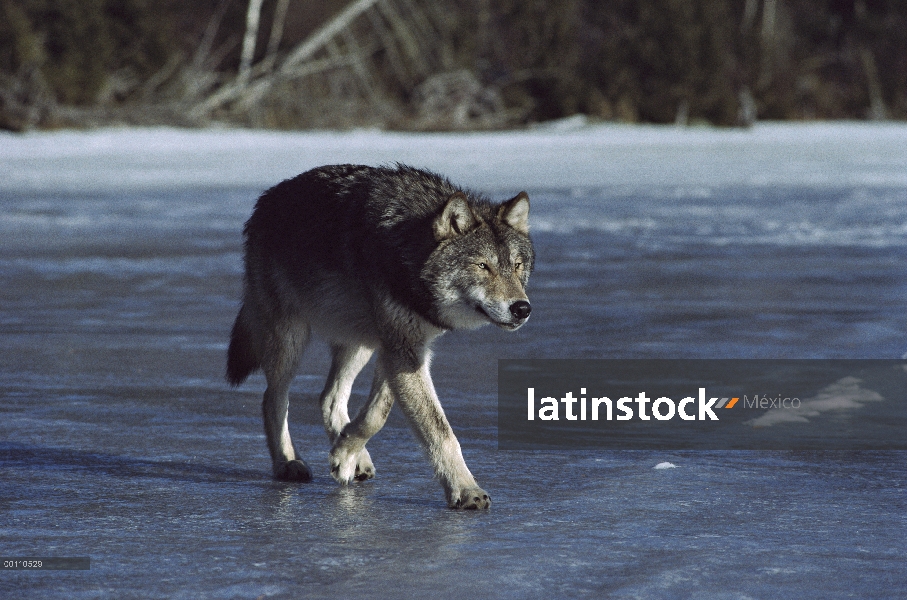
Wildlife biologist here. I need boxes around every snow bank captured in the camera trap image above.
[1,121,906,193]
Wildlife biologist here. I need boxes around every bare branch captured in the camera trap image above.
[266,0,291,58]
[282,0,380,70]
[375,0,430,77]
[192,0,233,72]
[239,0,265,85]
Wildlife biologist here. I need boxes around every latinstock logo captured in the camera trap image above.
[526,388,741,422]
[499,359,906,451]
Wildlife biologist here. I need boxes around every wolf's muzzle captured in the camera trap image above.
[509,300,531,320]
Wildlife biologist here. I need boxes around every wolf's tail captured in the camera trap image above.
[226,304,260,386]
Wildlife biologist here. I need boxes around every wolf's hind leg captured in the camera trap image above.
[320,345,376,480]
[262,322,312,481]
[329,360,394,484]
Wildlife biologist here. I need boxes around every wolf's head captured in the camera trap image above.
[424,191,534,331]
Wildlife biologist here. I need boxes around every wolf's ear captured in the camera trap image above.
[434,192,478,241]
[499,192,530,235]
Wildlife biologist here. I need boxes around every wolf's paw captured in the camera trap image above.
[329,445,360,484]
[273,459,313,482]
[354,447,375,481]
[449,487,491,510]
[330,440,375,484]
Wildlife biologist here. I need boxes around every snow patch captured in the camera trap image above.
[2,122,906,194]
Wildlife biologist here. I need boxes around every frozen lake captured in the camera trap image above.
[1,123,906,597]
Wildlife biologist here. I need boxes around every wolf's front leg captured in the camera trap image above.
[320,344,376,481]
[382,352,491,509]
[329,362,394,484]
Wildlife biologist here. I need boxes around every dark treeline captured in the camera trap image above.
[1,0,905,131]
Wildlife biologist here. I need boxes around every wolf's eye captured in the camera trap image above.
[477,262,489,270]
[514,262,522,270]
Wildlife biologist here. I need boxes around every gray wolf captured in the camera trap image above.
[226,164,534,509]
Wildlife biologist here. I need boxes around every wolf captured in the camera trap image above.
[226,164,533,509]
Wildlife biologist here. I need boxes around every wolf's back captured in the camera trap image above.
[226,166,373,386]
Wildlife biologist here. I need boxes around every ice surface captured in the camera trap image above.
[1,123,906,598]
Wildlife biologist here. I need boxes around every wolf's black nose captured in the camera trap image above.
[509,300,531,320]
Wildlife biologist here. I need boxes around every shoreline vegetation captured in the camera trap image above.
[1,0,905,132]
